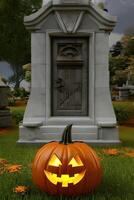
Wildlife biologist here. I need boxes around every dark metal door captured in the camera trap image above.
[51,37,88,116]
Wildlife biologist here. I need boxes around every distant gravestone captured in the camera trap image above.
[19,0,120,144]
[0,75,12,127]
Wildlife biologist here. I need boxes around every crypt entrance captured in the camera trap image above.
[51,37,88,116]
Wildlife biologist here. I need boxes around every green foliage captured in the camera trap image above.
[110,41,123,57]
[109,34,134,88]
[109,56,128,74]
[124,38,134,56]
[11,109,24,124]
[109,56,128,86]
[0,0,42,88]
[12,88,29,98]
[25,70,31,82]
[0,0,29,64]
[113,103,134,124]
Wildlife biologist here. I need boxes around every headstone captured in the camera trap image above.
[0,75,12,127]
[116,85,134,100]
[19,0,120,144]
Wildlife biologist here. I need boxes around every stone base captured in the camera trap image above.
[18,124,120,145]
[0,109,12,127]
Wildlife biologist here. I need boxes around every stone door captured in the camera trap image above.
[51,37,88,116]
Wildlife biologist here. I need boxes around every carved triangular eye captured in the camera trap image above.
[68,155,84,167]
[48,154,62,167]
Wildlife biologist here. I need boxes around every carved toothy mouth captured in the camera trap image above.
[44,170,86,187]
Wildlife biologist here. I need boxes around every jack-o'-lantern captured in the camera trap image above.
[32,124,102,196]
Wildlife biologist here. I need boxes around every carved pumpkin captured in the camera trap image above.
[32,125,102,196]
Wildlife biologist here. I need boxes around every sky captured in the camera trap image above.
[105,0,134,33]
[93,0,134,46]
[0,0,134,81]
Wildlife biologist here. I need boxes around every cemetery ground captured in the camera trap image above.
[0,102,134,200]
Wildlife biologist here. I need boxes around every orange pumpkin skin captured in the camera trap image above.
[32,125,102,196]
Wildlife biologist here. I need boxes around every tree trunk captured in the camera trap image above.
[11,64,24,88]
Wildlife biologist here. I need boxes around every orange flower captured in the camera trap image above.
[103,148,119,156]
[0,159,8,165]
[125,152,134,158]
[6,165,22,173]
[13,185,29,194]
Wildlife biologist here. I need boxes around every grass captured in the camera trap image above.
[10,106,25,113]
[0,125,134,200]
[0,101,134,199]
[10,105,25,124]
[119,126,134,147]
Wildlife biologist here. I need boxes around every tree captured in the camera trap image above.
[109,30,134,87]
[110,41,123,57]
[124,38,134,56]
[112,70,127,87]
[109,55,128,86]
[0,0,42,88]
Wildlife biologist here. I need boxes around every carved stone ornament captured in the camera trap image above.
[55,11,84,33]
[59,45,80,58]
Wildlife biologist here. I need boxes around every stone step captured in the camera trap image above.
[19,125,98,142]
[19,125,121,145]
[40,125,97,132]
[39,132,97,141]
[18,139,120,145]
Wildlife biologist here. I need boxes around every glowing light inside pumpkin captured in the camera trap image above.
[68,155,84,167]
[48,154,62,167]
[44,154,85,187]
[44,170,86,187]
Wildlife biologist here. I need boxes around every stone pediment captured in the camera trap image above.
[24,1,116,32]
[55,11,84,33]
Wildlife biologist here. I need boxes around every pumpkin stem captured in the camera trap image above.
[61,124,73,144]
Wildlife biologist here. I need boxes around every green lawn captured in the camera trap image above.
[10,105,25,113]
[0,125,134,200]
[113,101,134,108]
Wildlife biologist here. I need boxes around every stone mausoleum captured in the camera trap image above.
[19,0,120,144]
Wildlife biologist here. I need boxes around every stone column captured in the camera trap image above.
[23,32,46,126]
[95,32,119,141]
[95,32,115,123]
